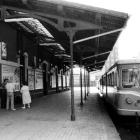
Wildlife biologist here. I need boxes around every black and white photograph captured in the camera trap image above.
[0,0,139,140]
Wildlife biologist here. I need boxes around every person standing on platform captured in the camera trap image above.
[5,80,16,111]
[20,82,31,109]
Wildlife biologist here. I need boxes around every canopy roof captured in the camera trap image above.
[0,0,129,71]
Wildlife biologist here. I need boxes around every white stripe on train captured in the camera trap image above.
[117,91,140,97]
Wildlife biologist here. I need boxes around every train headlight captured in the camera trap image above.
[126,97,133,104]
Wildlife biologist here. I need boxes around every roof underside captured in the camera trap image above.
[0,0,129,72]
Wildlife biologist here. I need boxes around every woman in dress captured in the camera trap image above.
[20,82,31,109]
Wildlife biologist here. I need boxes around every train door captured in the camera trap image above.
[114,68,119,107]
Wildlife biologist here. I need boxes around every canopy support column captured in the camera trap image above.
[84,68,86,100]
[55,66,59,93]
[80,54,83,105]
[87,71,90,96]
[67,31,75,121]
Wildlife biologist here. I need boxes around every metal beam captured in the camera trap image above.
[83,51,111,60]
[94,66,103,69]
[74,28,124,44]
[2,6,102,32]
[90,65,103,70]
[87,60,105,67]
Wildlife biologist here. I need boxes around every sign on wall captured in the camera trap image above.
[2,65,20,91]
[35,71,43,89]
[28,70,35,90]
[0,42,7,60]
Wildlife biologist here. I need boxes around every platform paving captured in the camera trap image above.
[0,87,120,140]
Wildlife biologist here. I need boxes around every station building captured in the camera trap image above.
[0,20,70,100]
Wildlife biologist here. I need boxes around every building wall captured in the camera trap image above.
[0,22,44,101]
[0,20,70,103]
[0,21,17,63]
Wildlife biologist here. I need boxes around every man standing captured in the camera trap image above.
[5,80,16,110]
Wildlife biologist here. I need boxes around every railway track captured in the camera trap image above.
[129,125,140,140]
[101,97,140,140]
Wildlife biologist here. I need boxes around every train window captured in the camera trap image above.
[108,74,110,86]
[108,75,110,86]
[110,74,112,86]
[103,77,106,85]
[122,68,140,88]
[114,72,117,86]
[109,74,111,86]
[103,77,104,85]
[112,72,114,86]
[107,76,109,85]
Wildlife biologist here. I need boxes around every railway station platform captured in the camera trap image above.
[0,87,120,140]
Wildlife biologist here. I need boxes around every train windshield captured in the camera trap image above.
[122,68,140,88]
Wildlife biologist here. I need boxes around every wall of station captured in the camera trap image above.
[0,21,70,103]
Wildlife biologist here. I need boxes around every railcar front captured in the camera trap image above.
[114,59,140,116]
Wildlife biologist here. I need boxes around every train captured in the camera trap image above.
[99,58,140,116]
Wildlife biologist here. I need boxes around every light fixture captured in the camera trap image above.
[55,54,70,57]
[40,43,65,51]
[4,18,33,22]
[63,60,75,63]
[39,43,58,46]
